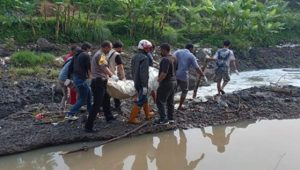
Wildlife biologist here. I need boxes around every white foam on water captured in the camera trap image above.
[176,68,300,102]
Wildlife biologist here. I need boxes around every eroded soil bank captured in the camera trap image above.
[0,85,299,156]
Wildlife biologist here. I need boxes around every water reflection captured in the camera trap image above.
[201,127,235,153]
[61,130,204,170]
[0,152,58,170]
[2,119,300,170]
[60,133,156,170]
[200,120,256,153]
[154,130,204,170]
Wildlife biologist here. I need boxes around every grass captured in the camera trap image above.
[8,50,60,79]
[9,66,60,79]
[10,51,55,67]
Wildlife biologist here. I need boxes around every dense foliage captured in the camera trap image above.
[0,0,299,48]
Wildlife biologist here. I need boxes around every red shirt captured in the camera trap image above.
[63,52,75,62]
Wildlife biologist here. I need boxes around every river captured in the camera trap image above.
[0,68,300,170]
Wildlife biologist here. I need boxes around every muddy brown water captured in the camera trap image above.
[1,119,300,170]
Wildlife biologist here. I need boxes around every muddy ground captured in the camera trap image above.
[0,85,300,156]
[0,75,55,118]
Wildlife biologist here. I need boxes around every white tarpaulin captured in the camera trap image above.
[107,67,159,99]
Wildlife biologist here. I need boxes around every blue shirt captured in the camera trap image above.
[58,59,72,81]
[173,49,199,81]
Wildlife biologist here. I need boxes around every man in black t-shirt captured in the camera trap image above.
[66,43,92,121]
[155,43,178,125]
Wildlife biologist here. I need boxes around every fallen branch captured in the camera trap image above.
[59,121,150,155]
[193,60,208,99]
[270,87,293,95]
[16,111,67,115]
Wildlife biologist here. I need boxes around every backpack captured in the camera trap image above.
[216,49,231,69]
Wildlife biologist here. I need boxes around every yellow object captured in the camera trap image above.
[128,105,141,124]
[143,102,155,120]
[98,54,108,65]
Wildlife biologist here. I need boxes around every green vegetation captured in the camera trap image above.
[9,66,60,79]
[9,51,59,79]
[0,0,300,48]
[11,51,55,67]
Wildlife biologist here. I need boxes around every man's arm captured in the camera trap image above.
[117,64,125,80]
[157,58,169,82]
[230,51,239,74]
[67,58,74,79]
[157,73,167,82]
[231,60,238,70]
[139,57,149,88]
[85,55,91,78]
[115,55,126,80]
[191,56,204,76]
[196,67,204,76]
[104,66,114,77]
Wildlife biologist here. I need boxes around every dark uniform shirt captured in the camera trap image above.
[159,54,177,83]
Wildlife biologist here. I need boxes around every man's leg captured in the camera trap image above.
[68,80,87,117]
[221,81,229,91]
[59,81,68,111]
[156,85,166,120]
[113,98,121,110]
[69,87,77,105]
[167,81,177,121]
[177,80,188,110]
[85,79,103,130]
[103,82,114,122]
[156,82,175,121]
[86,84,92,114]
[150,90,157,103]
[215,69,223,95]
[217,80,222,95]
[128,87,144,124]
[220,70,230,94]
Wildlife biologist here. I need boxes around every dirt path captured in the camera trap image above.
[0,85,299,156]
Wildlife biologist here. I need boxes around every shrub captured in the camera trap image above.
[105,20,129,36]
[161,26,179,45]
[11,51,55,67]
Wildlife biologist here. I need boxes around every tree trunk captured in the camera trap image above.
[55,5,61,41]
[44,0,47,22]
[30,16,36,37]
[93,5,101,26]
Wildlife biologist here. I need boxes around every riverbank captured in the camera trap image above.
[0,85,300,156]
[1,44,300,156]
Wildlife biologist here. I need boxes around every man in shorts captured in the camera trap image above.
[212,40,239,95]
[173,44,204,110]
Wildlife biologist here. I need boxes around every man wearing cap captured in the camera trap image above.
[173,44,204,110]
[128,40,155,124]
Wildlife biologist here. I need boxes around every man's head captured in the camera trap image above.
[113,41,124,53]
[160,43,171,57]
[223,40,231,48]
[70,45,79,53]
[81,42,92,52]
[185,43,194,53]
[138,40,152,53]
[101,40,112,54]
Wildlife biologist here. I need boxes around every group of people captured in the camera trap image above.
[58,39,238,132]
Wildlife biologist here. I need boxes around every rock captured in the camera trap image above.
[36,38,58,51]
[0,46,11,57]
